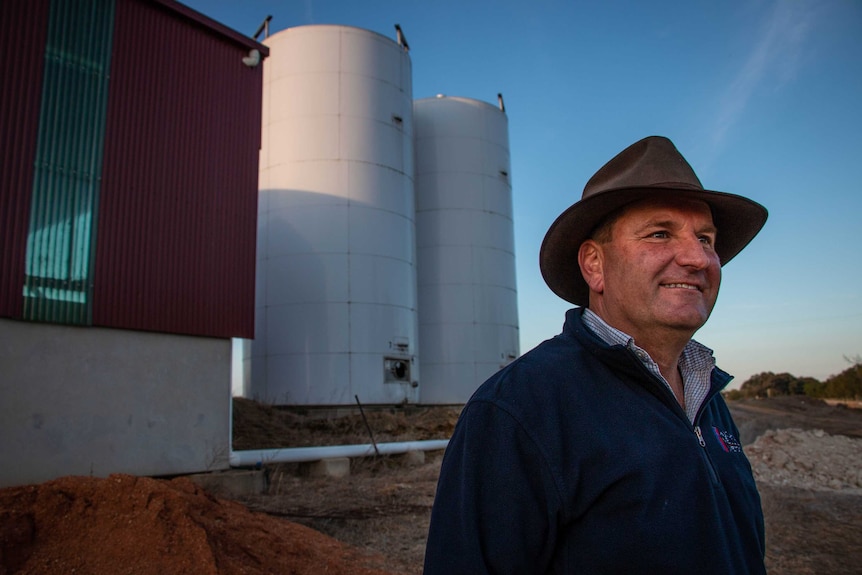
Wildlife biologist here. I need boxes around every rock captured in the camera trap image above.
[747,428,862,493]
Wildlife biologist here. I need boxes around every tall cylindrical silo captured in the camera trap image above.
[414,95,519,404]
[252,25,418,405]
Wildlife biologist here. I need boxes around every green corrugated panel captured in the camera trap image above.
[23,0,115,324]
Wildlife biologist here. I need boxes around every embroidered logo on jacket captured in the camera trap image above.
[712,427,743,453]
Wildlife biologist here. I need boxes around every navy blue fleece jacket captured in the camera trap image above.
[424,308,765,574]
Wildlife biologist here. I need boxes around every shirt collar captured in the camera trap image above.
[581,308,717,421]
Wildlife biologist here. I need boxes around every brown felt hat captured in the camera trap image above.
[540,136,768,306]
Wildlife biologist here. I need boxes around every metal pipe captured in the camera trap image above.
[253,15,272,40]
[355,395,380,456]
[229,439,449,468]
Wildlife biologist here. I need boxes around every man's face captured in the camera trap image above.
[580,197,721,342]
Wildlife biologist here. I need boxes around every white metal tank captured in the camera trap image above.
[252,25,418,405]
[414,95,519,404]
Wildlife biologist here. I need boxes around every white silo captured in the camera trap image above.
[414,95,519,404]
[252,25,418,405]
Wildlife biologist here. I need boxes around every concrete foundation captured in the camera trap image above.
[401,449,426,466]
[0,318,232,488]
[301,457,352,478]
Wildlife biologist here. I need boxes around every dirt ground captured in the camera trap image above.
[727,398,862,574]
[232,396,862,575]
[2,396,861,574]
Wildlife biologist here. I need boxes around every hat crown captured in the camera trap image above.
[583,136,704,199]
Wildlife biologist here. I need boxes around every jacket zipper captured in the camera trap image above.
[694,425,720,485]
[694,425,707,447]
[626,349,722,485]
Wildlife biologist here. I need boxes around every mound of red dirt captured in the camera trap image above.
[0,474,396,575]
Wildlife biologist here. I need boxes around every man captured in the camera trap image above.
[423,136,768,574]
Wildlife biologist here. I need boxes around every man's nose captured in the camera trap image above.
[675,234,711,269]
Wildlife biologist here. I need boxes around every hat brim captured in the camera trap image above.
[539,187,768,306]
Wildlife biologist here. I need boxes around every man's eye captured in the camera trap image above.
[699,236,714,246]
[649,231,669,239]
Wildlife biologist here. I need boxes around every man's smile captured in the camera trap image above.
[661,282,702,291]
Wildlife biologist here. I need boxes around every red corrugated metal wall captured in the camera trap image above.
[95,0,263,338]
[0,0,50,319]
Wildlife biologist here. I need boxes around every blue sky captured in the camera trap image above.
[186,0,862,387]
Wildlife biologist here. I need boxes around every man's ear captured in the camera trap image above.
[578,240,604,295]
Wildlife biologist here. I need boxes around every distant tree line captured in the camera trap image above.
[724,357,862,401]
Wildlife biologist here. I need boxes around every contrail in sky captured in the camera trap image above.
[710,1,815,153]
